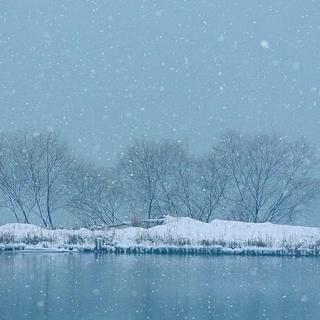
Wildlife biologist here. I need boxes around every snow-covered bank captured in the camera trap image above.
[1,217,320,256]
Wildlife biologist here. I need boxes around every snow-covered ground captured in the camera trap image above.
[1,216,320,255]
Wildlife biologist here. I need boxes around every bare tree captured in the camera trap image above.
[0,133,33,223]
[170,150,198,218]
[22,132,71,229]
[164,150,226,222]
[0,131,72,228]
[119,139,161,220]
[119,139,227,222]
[154,141,188,217]
[119,139,198,220]
[2,130,317,227]
[215,131,320,223]
[193,154,227,222]
[68,162,124,227]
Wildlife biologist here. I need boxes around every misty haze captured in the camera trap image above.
[0,1,320,320]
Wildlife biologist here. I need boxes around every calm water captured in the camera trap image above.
[0,253,320,320]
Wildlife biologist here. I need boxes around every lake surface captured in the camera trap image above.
[0,253,320,320]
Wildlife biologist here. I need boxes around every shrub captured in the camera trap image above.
[20,232,55,245]
[135,231,156,245]
[135,231,191,246]
[175,237,191,246]
[246,238,268,248]
[229,241,241,249]
[67,234,86,245]
[0,232,15,244]
[103,233,117,246]
[200,239,227,247]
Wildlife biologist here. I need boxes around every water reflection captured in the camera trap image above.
[0,253,319,320]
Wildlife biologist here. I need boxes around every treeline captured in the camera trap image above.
[0,130,319,229]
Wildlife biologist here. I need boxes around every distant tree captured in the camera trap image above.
[193,154,227,222]
[166,150,226,222]
[0,131,72,228]
[215,131,320,223]
[22,132,72,229]
[154,140,188,217]
[68,162,124,227]
[0,133,32,223]
[119,139,226,222]
[169,149,198,218]
[1,130,317,227]
[119,139,161,220]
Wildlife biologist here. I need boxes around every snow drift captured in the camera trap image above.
[1,217,320,255]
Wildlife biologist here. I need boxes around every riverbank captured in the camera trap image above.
[1,216,320,256]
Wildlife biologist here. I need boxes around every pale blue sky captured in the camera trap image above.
[1,0,320,227]
[0,1,319,165]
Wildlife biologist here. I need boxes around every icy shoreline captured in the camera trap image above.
[1,216,320,257]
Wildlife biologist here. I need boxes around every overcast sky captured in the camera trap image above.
[0,0,320,165]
